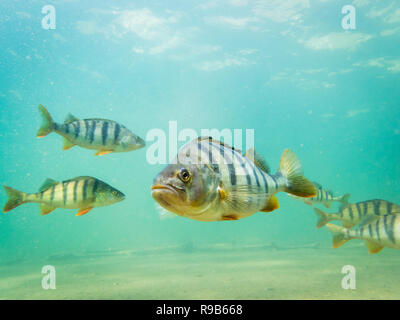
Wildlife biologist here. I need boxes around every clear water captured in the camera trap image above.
[1,0,399,299]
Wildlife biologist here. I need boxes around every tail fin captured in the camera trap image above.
[37,105,54,138]
[326,223,349,248]
[3,186,26,213]
[278,149,317,198]
[313,208,333,228]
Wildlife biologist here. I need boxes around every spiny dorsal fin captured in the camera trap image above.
[64,113,80,124]
[39,178,58,192]
[62,176,93,183]
[196,136,241,153]
[244,147,270,173]
[312,181,323,189]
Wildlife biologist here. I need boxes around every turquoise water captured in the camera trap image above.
[1,1,399,299]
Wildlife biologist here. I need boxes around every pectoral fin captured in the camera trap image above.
[324,202,331,208]
[94,150,113,156]
[40,204,56,216]
[76,208,92,216]
[260,195,279,213]
[62,137,76,150]
[365,240,384,254]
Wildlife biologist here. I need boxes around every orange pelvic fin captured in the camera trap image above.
[94,150,113,156]
[76,208,93,216]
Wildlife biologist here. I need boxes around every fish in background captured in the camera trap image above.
[289,181,350,208]
[326,213,400,254]
[3,176,125,216]
[151,137,317,222]
[314,199,400,228]
[37,105,145,156]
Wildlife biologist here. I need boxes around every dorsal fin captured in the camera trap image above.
[312,181,323,189]
[39,178,58,192]
[244,147,270,173]
[62,176,93,183]
[64,113,80,124]
[196,136,241,153]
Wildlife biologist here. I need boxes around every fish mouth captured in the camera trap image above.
[151,184,180,194]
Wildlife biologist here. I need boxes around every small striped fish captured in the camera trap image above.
[314,199,400,229]
[37,105,145,156]
[290,182,350,208]
[3,176,125,216]
[151,137,317,222]
[326,213,400,254]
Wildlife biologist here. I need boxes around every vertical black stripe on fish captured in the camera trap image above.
[375,220,381,242]
[348,205,354,221]
[64,123,69,134]
[363,201,368,217]
[114,123,121,144]
[50,185,56,203]
[84,120,90,140]
[92,179,99,201]
[213,143,236,186]
[73,180,78,203]
[387,202,393,214]
[243,156,260,187]
[373,200,380,215]
[82,179,89,201]
[356,203,362,220]
[62,182,68,205]
[232,150,251,186]
[368,223,373,238]
[74,121,80,139]
[255,166,268,194]
[384,215,395,244]
[208,139,219,173]
[101,121,109,146]
[360,224,364,237]
[270,175,278,190]
[40,191,44,200]
[89,120,95,144]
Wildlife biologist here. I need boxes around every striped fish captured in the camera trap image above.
[290,181,350,208]
[37,105,145,156]
[151,137,317,222]
[326,213,400,254]
[3,176,125,216]
[314,199,400,229]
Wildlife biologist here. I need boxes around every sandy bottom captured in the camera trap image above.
[1,244,399,299]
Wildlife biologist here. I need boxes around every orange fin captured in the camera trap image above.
[40,204,56,216]
[260,195,279,213]
[94,150,113,156]
[365,240,384,254]
[324,202,331,208]
[218,186,227,200]
[305,201,312,206]
[76,208,93,216]
[62,137,75,150]
[222,214,239,221]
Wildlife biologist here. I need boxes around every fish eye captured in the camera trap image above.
[179,168,191,183]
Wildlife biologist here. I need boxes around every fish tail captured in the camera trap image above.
[326,223,350,248]
[3,185,27,213]
[314,208,333,228]
[37,104,55,138]
[277,149,317,198]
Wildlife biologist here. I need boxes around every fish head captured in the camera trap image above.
[151,163,220,217]
[120,132,146,151]
[95,181,125,206]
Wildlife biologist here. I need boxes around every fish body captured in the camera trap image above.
[151,137,317,222]
[314,199,400,228]
[37,105,145,155]
[3,176,125,216]
[290,182,350,208]
[326,213,400,254]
